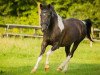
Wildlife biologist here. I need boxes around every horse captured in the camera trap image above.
[31,4,93,73]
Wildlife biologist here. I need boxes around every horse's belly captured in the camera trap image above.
[59,34,79,46]
[60,39,73,47]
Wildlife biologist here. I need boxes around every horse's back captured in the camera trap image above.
[64,18,86,35]
[61,18,86,46]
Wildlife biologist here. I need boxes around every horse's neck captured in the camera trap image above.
[43,14,61,39]
[49,14,58,31]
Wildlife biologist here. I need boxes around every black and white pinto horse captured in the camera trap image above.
[31,4,93,73]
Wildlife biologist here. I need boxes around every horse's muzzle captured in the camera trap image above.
[41,24,49,32]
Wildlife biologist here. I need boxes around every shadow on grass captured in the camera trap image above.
[0,63,100,75]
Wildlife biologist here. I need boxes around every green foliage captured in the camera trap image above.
[0,0,39,25]
[49,0,100,28]
[0,0,100,28]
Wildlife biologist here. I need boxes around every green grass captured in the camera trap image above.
[0,38,100,75]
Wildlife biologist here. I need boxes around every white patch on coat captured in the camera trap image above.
[57,14,64,32]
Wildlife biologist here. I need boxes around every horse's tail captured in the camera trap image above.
[83,19,94,42]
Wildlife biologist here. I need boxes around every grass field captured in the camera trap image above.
[0,38,100,75]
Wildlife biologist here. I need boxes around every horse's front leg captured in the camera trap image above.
[45,43,59,71]
[31,41,47,73]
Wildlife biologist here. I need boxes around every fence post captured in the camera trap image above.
[19,28,23,38]
[91,27,94,39]
[34,28,38,36]
[99,32,100,38]
[6,25,9,37]
[38,2,41,26]
[90,27,93,47]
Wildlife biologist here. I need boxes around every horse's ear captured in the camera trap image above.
[48,4,54,10]
[40,4,42,9]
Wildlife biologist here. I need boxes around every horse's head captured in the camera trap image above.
[40,4,54,32]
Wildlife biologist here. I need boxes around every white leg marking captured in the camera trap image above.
[34,55,42,70]
[62,55,71,72]
[58,55,71,72]
[46,50,53,65]
[57,14,64,32]
[57,61,66,70]
[66,55,71,62]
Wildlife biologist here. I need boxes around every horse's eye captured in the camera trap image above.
[43,13,46,16]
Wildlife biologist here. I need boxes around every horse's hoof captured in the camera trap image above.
[62,70,67,73]
[45,64,49,72]
[62,68,68,73]
[57,68,62,72]
[30,68,36,73]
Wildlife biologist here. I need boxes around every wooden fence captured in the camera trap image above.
[93,28,100,39]
[0,24,100,39]
[0,24,42,38]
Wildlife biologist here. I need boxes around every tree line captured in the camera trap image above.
[0,0,100,28]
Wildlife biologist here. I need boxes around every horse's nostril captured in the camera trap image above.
[41,24,48,29]
[41,28,44,31]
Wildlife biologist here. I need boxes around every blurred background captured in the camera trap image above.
[0,0,99,26]
[0,0,100,39]
[0,1,100,75]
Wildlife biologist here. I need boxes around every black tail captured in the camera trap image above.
[83,19,94,42]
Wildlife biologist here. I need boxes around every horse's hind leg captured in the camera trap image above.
[57,45,71,71]
[62,41,80,72]
[70,41,81,57]
[65,45,71,57]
